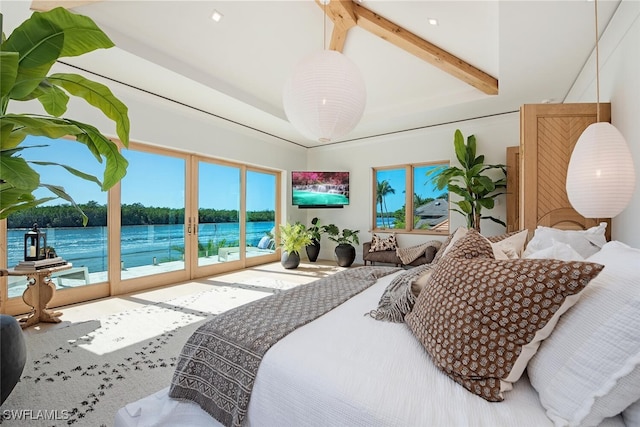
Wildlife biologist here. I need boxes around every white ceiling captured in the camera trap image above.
[5,1,621,148]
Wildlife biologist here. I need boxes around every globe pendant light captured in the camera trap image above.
[282,0,366,143]
[566,0,636,218]
[283,50,366,143]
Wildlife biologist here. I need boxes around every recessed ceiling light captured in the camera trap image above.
[211,10,223,22]
[428,18,439,26]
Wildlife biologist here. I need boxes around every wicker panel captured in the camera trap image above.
[536,116,594,222]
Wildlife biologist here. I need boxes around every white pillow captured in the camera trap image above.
[524,239,585,262]
[523,222,607,259]
[527,240,640,427]
[489,229,528,259]
[623,399,640,426]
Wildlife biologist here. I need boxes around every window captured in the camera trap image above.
[372,162,449,234]
[5,136,109,297]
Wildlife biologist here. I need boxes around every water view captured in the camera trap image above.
[6,221,275,273]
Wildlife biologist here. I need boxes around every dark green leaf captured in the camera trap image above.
[453,129,466,166]
[69,120,128,189]
[457,200,472,214]
[36,82,69,116]
[1,114,82,138]
[31,160,103,187]
[41,183,88,226]
[49,73,129,145]
[0,154,40,191]
[0,51,19,99]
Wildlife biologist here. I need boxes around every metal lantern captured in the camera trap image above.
[24,223,47,261]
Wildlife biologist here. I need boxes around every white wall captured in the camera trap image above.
[565,0,640,246]
[306,113,520,261]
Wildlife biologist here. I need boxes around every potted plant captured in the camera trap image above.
[326,225,360,267]
[428,129,506,233]
[278,222,312,269]
[0,7,130,225]
[305,217,330,262]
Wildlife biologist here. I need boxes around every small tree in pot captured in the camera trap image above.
[278,222,312,269]
[305,217,330,262]
[428,129,506,233]
[326,225,360,267]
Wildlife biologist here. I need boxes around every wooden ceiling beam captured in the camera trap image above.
[315,0,357,53]
[316,0,498,95]
[353,3,498,95]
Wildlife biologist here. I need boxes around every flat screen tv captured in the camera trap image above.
[292,171,349,208]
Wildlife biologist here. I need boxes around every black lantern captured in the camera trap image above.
[24,223,47,261]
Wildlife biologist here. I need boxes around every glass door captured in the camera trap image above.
[244,169,277,264]
[196,161,241,270]
[118,147,188,291]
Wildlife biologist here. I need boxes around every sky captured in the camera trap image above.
[376,165,446,212]
[27,136,275,211]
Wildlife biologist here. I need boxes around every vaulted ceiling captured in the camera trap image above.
[6,1,621,148]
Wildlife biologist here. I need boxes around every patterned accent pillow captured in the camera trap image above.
[431,228,463,264]
[405,256,604,402]
[444,228,494,260]
[369,233,398,252]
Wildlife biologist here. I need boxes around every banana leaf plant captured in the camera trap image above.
[428,129,506,232]
[0,7,130,225]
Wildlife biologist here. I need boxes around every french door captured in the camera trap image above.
[190,158,279,278]
[1,143,280,315]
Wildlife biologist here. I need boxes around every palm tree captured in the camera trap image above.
[376,180,395,228]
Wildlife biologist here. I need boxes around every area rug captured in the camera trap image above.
[0,277,299,426]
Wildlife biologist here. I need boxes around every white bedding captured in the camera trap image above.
[115,271,627,427]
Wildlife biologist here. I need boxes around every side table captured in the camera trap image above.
[6,264,72,329]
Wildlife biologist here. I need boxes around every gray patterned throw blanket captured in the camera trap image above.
[169,265,401,427]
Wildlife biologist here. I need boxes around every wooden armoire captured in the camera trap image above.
[506,103,612,240]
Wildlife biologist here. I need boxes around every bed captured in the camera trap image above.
[114,222,640,427]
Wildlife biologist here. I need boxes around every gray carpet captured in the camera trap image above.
[0,278,299,426]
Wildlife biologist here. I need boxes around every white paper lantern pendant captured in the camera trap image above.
[283,50,366,143]
[566,122,635,218]
[565,0,636,219]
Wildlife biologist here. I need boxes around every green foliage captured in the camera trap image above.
[278,222,312,255]
[0,7,130,225]
[429,129,506,232]
[307,217,331,242]
[376,180,395,228]
[326,224,360,246]
[7,203,274,228]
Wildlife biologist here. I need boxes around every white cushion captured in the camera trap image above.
[524,239,585,262]
[490,229,528,259]
[257,236,272,249]
[523,222,607,259]
[623,399,640,427]
[527,240,640,427]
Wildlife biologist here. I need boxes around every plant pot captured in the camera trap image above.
[305,239,321,262]
[281,251,300,269]
[334,243,356,267]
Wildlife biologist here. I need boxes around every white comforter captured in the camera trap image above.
[115,271,626,427]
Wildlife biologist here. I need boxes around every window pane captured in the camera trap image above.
[198,162,240,265]
[6,136,108,297]
[374,168,406,230]
[413,164,449,232]
[245,170,276,259]
[121,151,186,278]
